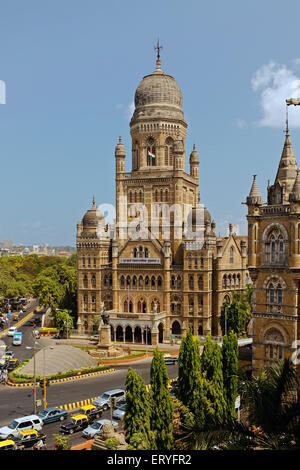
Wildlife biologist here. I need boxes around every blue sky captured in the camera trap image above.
[1,0,300,245]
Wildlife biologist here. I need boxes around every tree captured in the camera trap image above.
[123,367,152,448]
[149,348,174,450]
[177,328,201,410]
[242,358,300,437]
[221,332,239,420]
[200,335,227,427]
[219,289,252,336]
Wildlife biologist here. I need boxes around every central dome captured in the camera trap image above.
[130,60,186,124]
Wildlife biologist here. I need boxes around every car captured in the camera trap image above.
[77,405,102,423]
[4,351,14,359]
[112,403,126,420]
[93,389,126,411]
[12,313,20,322]
[0,415,43,439]
[12,429,46,449]
[7,358,19,371]
[7,327,17,337]
[12,332,22,346]
[82,419,118,439]
[59,414,89,434]
[0,439,20,450]
[37,407,68,424]
[164,355,178,365]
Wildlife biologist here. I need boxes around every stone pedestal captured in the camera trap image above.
[97,325,115,352]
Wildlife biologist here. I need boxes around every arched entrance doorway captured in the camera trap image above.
[158,323,164,343]
[171,321,181,335]
[134,326,142,343]
[125,326,133,342]
[116,325,123,342]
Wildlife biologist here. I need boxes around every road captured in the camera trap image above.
[0,359,178,449]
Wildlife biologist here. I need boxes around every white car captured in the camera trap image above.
[82,419,118,439]
[7,327,17,337]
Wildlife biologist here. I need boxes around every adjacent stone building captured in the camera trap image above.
[245,126,300,375]
[76,53,249,345]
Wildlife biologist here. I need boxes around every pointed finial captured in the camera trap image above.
[92,195,95,207]
[154,38,163,61]
[285,103,289,136]
[118,136,122,143]
[193,143,196,150]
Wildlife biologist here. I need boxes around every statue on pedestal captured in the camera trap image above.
[100,301,110,326]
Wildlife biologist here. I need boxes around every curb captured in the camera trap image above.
[7,368,116,388]
[98,354,152,364]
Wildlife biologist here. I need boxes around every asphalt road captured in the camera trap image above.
[0,359,178,449]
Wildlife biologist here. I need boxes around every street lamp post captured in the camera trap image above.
[26,341,39,414]
[43,346,54,409]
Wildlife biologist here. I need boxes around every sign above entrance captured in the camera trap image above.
[119,258,161,264]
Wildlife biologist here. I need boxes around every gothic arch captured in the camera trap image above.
[261,222,289,242]
[259,322,290,346]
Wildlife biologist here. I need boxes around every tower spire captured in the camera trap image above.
[246,174,262,206]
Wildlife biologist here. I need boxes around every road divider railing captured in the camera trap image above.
[7,367,116,387]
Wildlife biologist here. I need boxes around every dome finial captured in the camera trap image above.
[154,38,163,71]
[92,195,95,207]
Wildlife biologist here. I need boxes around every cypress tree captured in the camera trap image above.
[221,332,239,420]
[177,328,201,409]
[123,367,152,448]
[149,348,174,450]
[200,335,227,427]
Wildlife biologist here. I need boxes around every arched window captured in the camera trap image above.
[120,276,125,288]
[138,275,143,288]
[171,275,176,289]
[132,276,137,288]
[151,276,156,288]
[144,248,149,258]
[133,247,138,258]
[266,279,284,309]
[164,146,168,166]
[139,191,143,203]
[126,276,131,287]
[83,274,88,288]
[265,228,286,264]
[198,276,203,290]
[189,275,194,290]
[145,276,150,288]
[157,276,162,288]
[222,275,227,288]
[91,274,96,288]
[139,246,143,258]
[177,276,182,289]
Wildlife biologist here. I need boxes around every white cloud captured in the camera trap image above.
[251,60,300,128]
[115,101,134,120]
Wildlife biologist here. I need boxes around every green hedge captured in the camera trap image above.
[9,363,112,384]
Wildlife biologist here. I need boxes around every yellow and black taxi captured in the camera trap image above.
[59,414,89,434]
[7,358,19,371]
[0,439,20,450]
[77,405,102,423]
[12,429,46,449]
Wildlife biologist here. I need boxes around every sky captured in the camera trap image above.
[1,0,300,246]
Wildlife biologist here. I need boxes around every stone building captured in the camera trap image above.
[245,126,300,375]
[76,52,249,345]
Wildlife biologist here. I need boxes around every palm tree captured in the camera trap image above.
[241,358,300,448]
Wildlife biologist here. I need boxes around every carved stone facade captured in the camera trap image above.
[76,55,249,345]
[245,128,300,376]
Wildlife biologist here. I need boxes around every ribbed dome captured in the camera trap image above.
[191,206,211,225]
[130,59,186,124]
[189,144,199,163]
[82,198,105,227]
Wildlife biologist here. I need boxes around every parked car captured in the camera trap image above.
[112,403,126,420]
[164,355,178,365]
[93,389,126,411]
[7,327,17,337]
[7,358,19,371]
[59,414,89,434]
[0,415,43,439]
[12,332,22,346]
[37,407,68,424]
[82,419,118,439]
[12,429,46,449]
[77,405,102,423]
